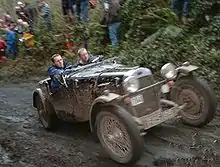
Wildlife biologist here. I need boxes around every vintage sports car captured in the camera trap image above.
[32,57,217,165]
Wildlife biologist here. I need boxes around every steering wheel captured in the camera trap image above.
[54,74,68,88]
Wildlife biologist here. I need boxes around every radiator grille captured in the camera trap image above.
[132,75,160,117]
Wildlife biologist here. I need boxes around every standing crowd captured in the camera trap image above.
[0,0,191,64]
[0,0,52,62]
[0,0,124,64]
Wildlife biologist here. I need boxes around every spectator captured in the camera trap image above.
[15,19,30,37]
[23,1,38,24]
[75,0,81,21]
[3,14,13,27]
[38,0,52,30]
[102,0,121,47]
[14,19,25,34]
[0,19,4,28]
[4,27,17,59]
[171,0,191,24]
[15,5,28,22]
[15,5,23,19]
[17,1,38,33]
[61,0,75,22]
[62,0,70,16]
[71,0,77,19]
[80,0,88,21]
[0,37,6,64]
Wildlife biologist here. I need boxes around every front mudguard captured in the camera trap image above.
[176,64,199,76]
[163,64,199,99]
[89,92,121,133]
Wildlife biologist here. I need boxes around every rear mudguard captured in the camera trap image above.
[32,88,45,108]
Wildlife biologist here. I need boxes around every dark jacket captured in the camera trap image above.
[102,0,121,25]
[48,62,71,89]
[23,4,38,23]
[61,0,73,8]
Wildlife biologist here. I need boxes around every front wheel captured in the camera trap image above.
[170,75,217,127]
[95,105,144,165]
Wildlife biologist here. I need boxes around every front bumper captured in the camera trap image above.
[132,99,186,135]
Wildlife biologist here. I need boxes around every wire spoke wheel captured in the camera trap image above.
[95,106,144,165]
[100,115,132,158]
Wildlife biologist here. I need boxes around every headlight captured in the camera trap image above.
[123,76,139,93]
[161,63,177,80]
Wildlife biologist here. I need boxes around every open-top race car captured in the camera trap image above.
[32,56,217,165]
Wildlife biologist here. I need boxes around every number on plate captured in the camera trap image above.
[131,94,144,106]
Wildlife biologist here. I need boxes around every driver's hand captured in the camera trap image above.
[63,69,73,75]
[54,74,61,80]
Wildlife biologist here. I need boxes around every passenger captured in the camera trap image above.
[48,54,72,90]
[77,48,98,65]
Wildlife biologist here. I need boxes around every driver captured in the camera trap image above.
[77,48,98,66]
[48,54,71,90]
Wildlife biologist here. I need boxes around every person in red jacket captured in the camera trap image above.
[0,37,6,64]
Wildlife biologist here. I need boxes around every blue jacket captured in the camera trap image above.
[6,30,16,53]
[48,62,72,89]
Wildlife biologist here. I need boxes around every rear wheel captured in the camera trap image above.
[170,75,216,127]
[36,95,58,130]
[95,105,144,165]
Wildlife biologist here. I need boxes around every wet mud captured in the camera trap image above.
[0,80,220,167]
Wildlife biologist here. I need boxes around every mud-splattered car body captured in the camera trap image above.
[33,58,216,165]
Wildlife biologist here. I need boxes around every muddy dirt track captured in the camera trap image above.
[0,80,220,167]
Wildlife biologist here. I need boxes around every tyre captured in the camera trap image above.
[36,95,58,130]
[95,105,144,165]
[170,75,217,127]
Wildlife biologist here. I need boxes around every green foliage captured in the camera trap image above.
[116,15,220,90]
[120,0,178,42]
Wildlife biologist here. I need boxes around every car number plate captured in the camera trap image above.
[131,94,144,106]
[161,84,170,94]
